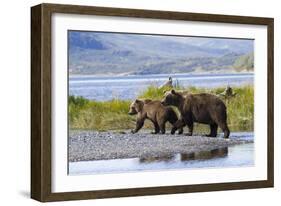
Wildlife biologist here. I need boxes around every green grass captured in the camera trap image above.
[69,98,133,130]
[69,85,254,132]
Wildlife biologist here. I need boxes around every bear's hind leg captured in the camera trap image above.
[206,123,218,137]
[218,122,230,138]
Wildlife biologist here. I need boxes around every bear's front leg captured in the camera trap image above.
[178,128,184,134]
[206,123,218,137]
[151,122,160,134]
[158,121,166,134]
[131,119,144,134]
[186,122,193,136]
[171,119,185,134]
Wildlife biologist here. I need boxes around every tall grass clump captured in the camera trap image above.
[69,96,133,131]
[224,85,254,131]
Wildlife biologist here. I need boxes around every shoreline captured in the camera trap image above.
[69,130,253,162]
[69,71,254,78]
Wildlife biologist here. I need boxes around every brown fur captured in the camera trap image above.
[161,90,230,138]
[128,99,183,134]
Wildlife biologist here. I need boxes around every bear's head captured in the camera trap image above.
[128,99,144,115]
[161,89,182,107]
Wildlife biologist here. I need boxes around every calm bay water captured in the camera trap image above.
[69,132,254,175]
[69,73,254,101]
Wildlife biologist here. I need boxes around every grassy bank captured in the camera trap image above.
[69,96,133,131]
[69,85,254,132]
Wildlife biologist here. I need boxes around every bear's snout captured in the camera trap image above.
[128,110,134,115]
[161,100,167,106]
[128,107,137,115]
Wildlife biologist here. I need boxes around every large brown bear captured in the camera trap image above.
[161,90,230,138]
[128,99,183,134]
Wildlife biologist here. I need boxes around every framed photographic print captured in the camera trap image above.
[31,3,274,202]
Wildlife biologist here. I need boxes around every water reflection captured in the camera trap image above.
[139,154,176,163]
[69,143,254,175]
[139,147,228,164]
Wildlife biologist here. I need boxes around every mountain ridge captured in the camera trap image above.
[68,31,254,75]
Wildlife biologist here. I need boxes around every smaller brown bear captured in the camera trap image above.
[128,99,183,134]
[161,90,230,138]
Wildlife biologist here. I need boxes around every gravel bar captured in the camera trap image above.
[69,130,253,162]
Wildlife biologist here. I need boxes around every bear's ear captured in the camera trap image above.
[163,90,167,94]
[171,89,176,94]
[135,99,141,103]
